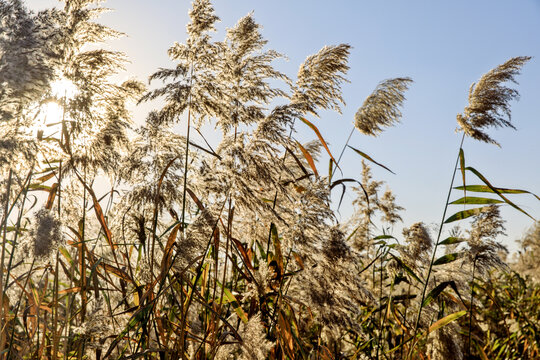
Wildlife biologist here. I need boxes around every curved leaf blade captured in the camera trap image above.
[295,140,318,177]
[449,196,503,205]
[438,237,465,245]
[299,117,340,171]
[348,145,395,174]
[389,253,423,284]
[465,166,535,220]
[454,185,540,201]
[427,310,467,335]
[433,252,463,266]
[444,206,490,223]
[423,281,454,307]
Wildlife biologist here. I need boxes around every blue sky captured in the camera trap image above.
[27,0,540,251]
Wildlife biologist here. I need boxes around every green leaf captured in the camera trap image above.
[28,184,53,191]
[449,196,503,205]
[454,185,540,200]
[422,281,454,307]
[433,252,463,266]
[348,145,395,174]
[459,148,466,200]
[389,253,423,284]
[58,246,74,266]
[465,167,536,220]
[218,281,248,323]
[373,235,396,240]
[438,237,465,245]
[427,311,467,335]
[444,206,490,223]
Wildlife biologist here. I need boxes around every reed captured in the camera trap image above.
[0,1,538,359]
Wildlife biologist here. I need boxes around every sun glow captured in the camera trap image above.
[34,78,78,139]
[43,101,63,124]
[50,78,77,99]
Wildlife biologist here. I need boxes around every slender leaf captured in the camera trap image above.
[160,222,181,275]
[465,166,535,219]
[74,171,116,254]
[389,253,423,284]
[427,310,467,335]
[295,140,318,177]
[299,117,340,170]
[45,183,58,210]
[373,235,397,241]
[438,237,465,245]
[444,206,490,223]
[449,196,503,205]
[433,252,463,266]
[459,148,466,200]
[423,281,454,307]
[286,146,309,176]
[217,281,248,323]
[270,223,284,274]
[454,185,540,200]
[348,145,395,174]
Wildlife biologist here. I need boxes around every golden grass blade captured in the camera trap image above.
[295,140,318,177]
[427,310,467,335]
[299,117,340,171]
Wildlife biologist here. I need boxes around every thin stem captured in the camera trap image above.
[331,126,355,181]
[376,249,385,359]
[408,133,465,358]
[0,168,12,355]
[265,118,297,260]
[468,255,478,358]
[177,64,194,360]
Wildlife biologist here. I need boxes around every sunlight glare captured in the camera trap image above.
[50,78,77,99]
[34,78,77,139]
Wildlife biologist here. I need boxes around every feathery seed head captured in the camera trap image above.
[354,77,412,136]
[378,188,404,225]
[467,205,508,272]
[323,225,350,261]
[468,205,506,244]
[403,222,432,258]
[457,56,531,146]
[32,208,62,259]
[292,44,351,116]
[187,0,219,39]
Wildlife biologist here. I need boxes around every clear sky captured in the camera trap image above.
[26,0,540,252]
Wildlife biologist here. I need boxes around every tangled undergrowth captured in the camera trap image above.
[0,0,538,359]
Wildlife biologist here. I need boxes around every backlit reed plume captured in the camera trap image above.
[292,44,351,116]
[466,205,507,272]
[456,56,531,146]
[403,222,432,260]
[354,77,413,136]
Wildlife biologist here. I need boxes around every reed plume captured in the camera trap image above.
[457,56,531,146]
[354,77,413,136]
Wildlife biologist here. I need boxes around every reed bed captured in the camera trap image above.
[0,0,538,359]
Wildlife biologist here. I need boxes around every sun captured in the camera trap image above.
[35,78,78,138]
[44,78,78,122]
[50,78,77,99]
